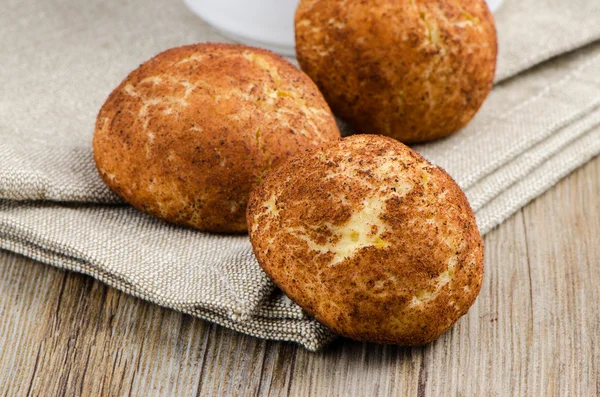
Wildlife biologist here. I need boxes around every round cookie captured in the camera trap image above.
[93,43,340,233]
[295,0,497,143]
[247,135,483,345]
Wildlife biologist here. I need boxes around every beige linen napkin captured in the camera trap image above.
[1,0,599,350]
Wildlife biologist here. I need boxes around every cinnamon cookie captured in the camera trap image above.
[247,135,484,345]
[295,0,497,143]
[93,43,340,232]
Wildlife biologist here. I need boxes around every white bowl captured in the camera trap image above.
[183,0,299,56]
[184,0,504,56]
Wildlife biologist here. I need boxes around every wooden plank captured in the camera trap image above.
[0,156,598,396]
[519,156,599,397]
[0,253,66,396]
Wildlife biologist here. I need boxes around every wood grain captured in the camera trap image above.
[0,156,598,397]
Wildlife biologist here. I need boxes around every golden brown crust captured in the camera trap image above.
[295,0,497,143]
[93,43,340,232]
[247,135,483,345]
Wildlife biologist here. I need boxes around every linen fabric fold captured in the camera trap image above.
[1,0,599,350]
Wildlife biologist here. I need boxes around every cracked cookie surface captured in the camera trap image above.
[295,0,497,143]
[93,43,340,232]
[247,135,483,345]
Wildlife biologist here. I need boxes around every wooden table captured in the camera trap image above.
[1,157,598,396]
